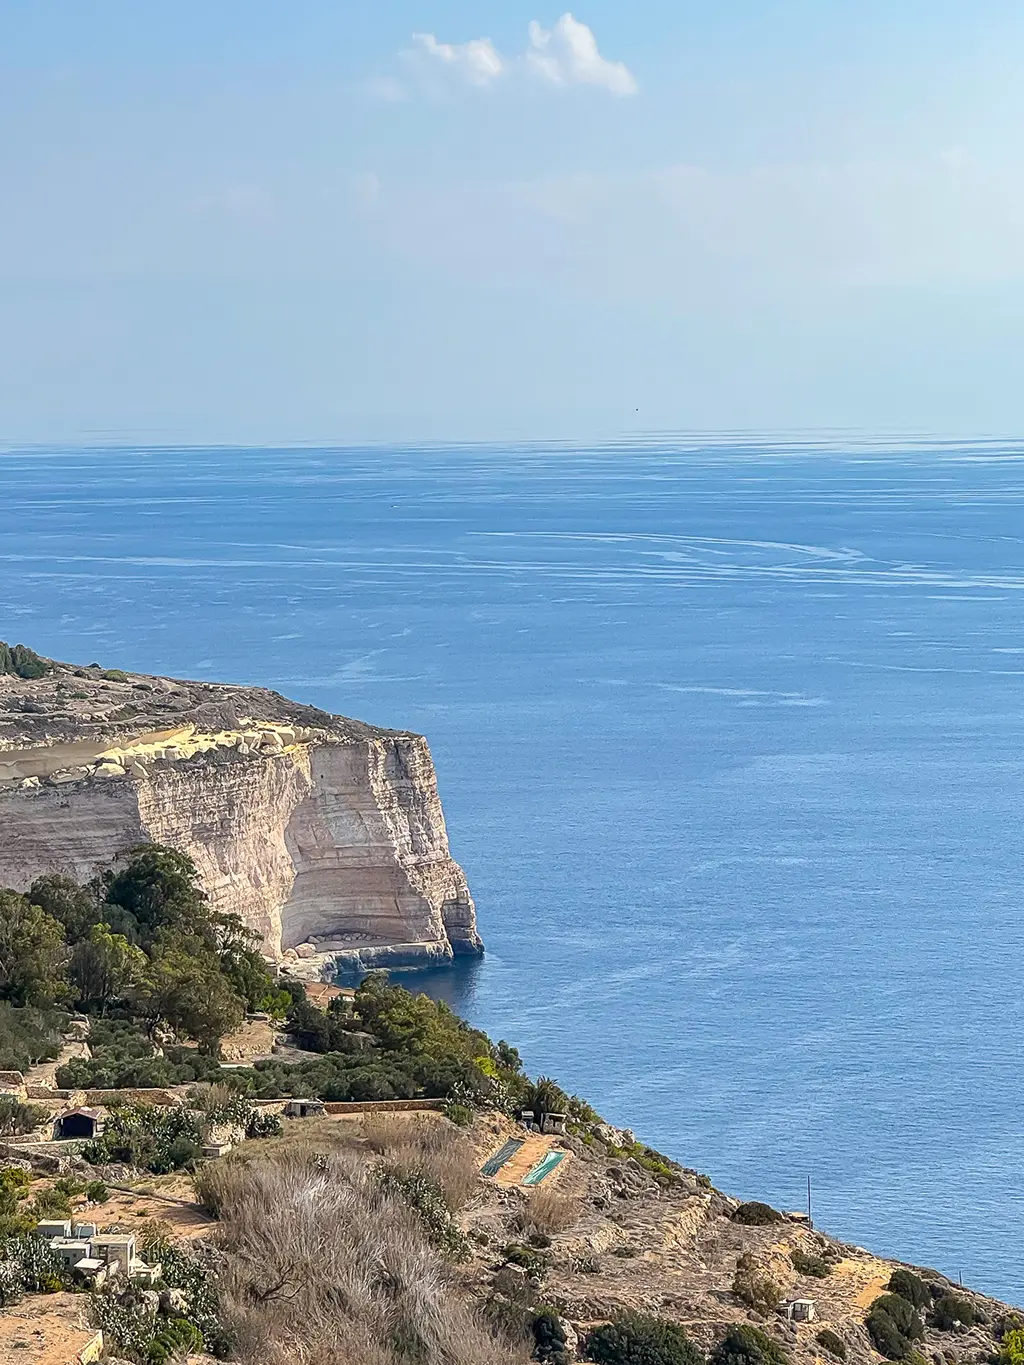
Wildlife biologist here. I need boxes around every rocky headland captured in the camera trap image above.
[0,643,481,974]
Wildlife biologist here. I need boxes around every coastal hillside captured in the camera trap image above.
[0,833,1016,1364]
[0,970,1016,1365]
[0,642,481,971]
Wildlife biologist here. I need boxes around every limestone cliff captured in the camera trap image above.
[0,648,482,973]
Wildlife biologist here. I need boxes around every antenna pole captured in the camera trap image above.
[807,1175,813,1230]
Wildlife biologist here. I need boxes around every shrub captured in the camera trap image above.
[815,1330,845,1359]
[733,1253,782,1316]
[0,1097,48,1138]
[444,1101,475,1127]
[585,1313,704,1365]
[144,1240,222,1349]
[0,1172,33,1240]
[0,1003,66,1073]
[0,1234,67,1293]
[146,1318,204,1363]
[998,1315,1024,1342]
[710,1324,788,1365]
[31,1186,72,1218]
[872,1295,925,1338]
[85,1179,108,1204]
[0,642,50,679]
[91,1295,160,1361]
[867,1294,925,1359]
[0,1168,30,1197]
[888,1269,930,1310]
[0,1259,23,1307]
[503,1242,550,1277]
[376,1167,469,1261]
[866,1310,910,1361]
[1001,1329,1024,1365]
[82,1101,204,1174]
[790,1249,831,1278]
[731,1201,784,1226]
[933,1296,976,1331]
[244,1110,281,1140]
[534,1308,570,1365]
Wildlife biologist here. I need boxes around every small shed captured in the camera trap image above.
[35,1219,72,1240]
[541,1113,567,1135]
[786,1299,817,1323]
[57,1107,104,1140]
[284,1098,327,1119]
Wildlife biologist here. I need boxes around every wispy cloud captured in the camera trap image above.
[408,32,505,89]
[385,12,636,99]
[526,15,637,96]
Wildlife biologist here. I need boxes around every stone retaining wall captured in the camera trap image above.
[83,1088,181,1106]
[251,1097,445,1116]
[323,1099,445,1115]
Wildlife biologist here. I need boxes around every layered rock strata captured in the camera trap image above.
[0,652,481,974]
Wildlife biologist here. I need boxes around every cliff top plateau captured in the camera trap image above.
[0,639,395,751]
[0,640,481,969]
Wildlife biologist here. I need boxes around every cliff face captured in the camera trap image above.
[0,651,481,972]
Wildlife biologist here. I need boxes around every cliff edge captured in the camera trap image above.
[0,644,482,973]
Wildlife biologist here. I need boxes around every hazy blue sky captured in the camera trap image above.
[4,2,1024,443]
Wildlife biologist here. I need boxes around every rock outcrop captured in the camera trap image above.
[0,648,482,973]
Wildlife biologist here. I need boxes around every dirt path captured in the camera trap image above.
[25,1036,90,1090]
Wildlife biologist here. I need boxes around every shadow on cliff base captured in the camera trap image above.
[336,956,486,1015]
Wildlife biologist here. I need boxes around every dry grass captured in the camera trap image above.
[187,1081,236,1116]
[207,1148,529,1365]
[361,1113,481,1211]
[514,1185,582,1239]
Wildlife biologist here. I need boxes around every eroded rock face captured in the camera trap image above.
[0,653,482,972]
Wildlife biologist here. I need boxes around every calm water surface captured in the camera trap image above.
[3,439,1024,1298]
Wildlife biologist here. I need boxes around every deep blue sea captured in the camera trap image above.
[3,439,1024,1299]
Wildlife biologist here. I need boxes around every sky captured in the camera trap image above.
[4,1,1024,443]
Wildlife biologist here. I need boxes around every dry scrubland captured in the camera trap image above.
[169,1110,1019,1365]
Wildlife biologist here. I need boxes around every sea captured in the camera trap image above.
[3,437,1024,1300]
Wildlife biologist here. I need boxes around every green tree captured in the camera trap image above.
[102,845,209,944]
[0,890,69,1006]
[70,922,148,1012]
[0,1003,66,1071]
[27,874,107,941]
[134,935,244,1052]
[213,912,274,1009]
[586,1314,705,1365]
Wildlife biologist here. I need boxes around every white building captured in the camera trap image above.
[34,1221,160,1286]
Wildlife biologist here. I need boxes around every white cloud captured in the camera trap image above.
[383,14,636,98]
[526,14,637,96]
[407,32,504,89]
